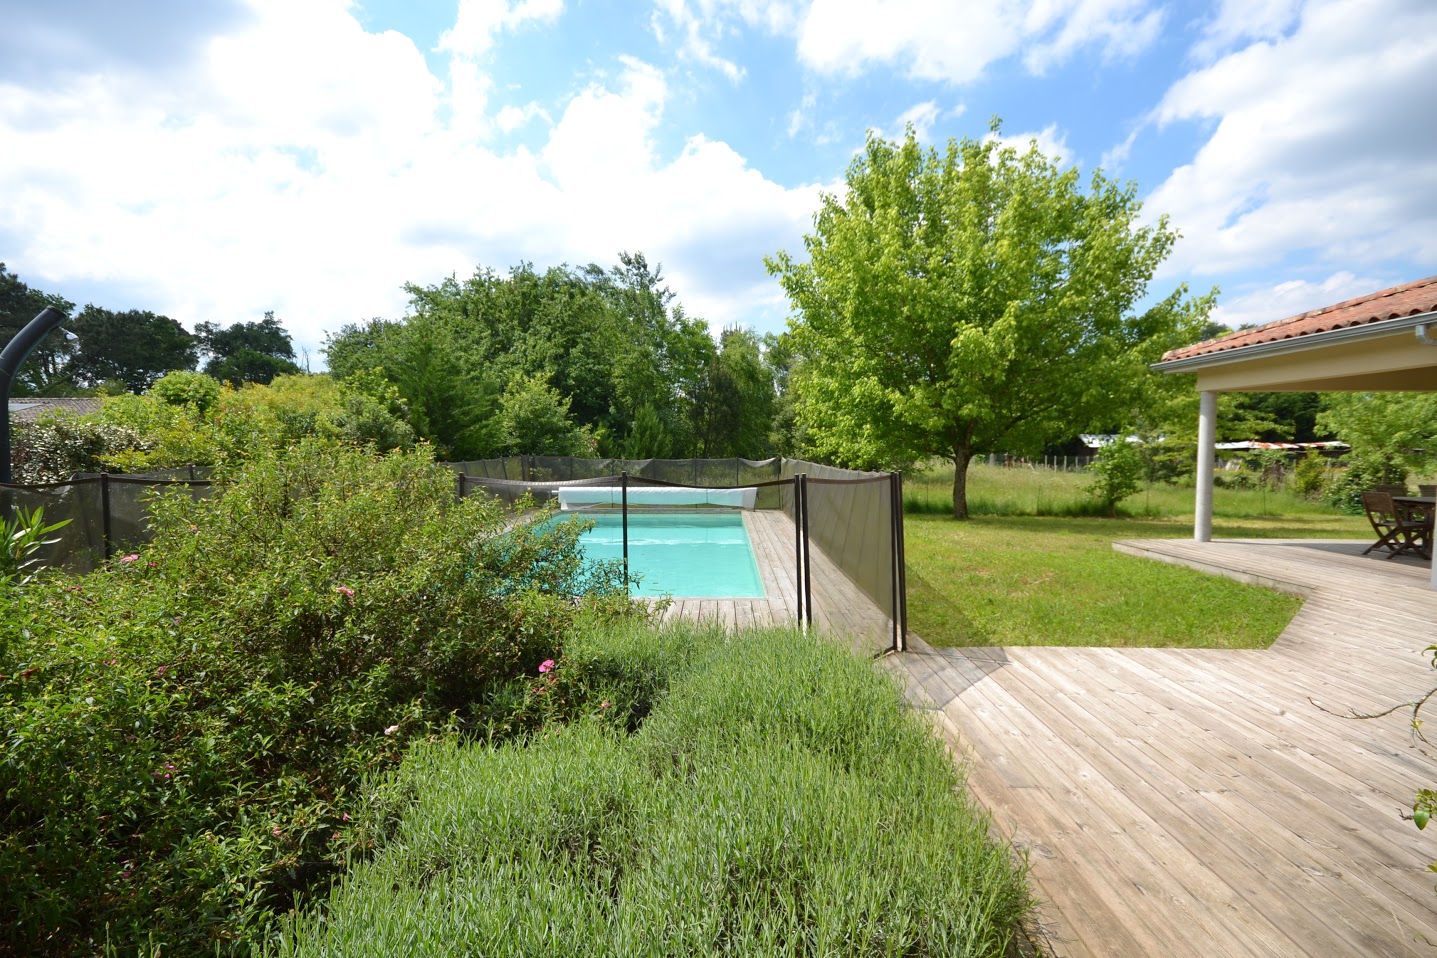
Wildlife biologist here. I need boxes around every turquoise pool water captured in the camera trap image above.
[558,512,765,598]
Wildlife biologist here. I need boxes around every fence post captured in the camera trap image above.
[100,472,113,562]
[456,472,465,499]
[792,475,803,630]
[895,471,908,653]
[621,471,629,589]
[799,474,812,629]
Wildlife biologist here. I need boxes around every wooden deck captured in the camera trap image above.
[649,509,895,655]
[889,538,1437,957]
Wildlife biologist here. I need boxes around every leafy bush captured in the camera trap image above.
[0,506,70,586]
[0,439,634,955]
[1084,441,1144,517]
[276,625,1031,957]
[151,370,223,415]
[1293,450,1330,500]
[1324,453,1409,514]
[9,413,144,483]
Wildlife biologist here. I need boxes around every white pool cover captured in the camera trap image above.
[556,486,758,510]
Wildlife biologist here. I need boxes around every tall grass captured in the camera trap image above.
[906,462,1347,519]
[273,623,1032,957]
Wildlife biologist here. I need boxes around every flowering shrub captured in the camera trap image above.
[0,438,636,955]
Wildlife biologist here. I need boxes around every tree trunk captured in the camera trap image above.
[952,446,972,520]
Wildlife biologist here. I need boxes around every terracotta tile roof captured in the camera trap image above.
[1161,275,1437,363]
[7,397,104,422]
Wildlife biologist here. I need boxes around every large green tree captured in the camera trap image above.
[1318,392,1437,473]
[67,306,198,393]
[196,312,302,385]
[767,125,1212,518]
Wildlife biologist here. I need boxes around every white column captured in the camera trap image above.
[1195,390,1217,543]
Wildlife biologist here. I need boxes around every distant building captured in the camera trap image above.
[8,397,103,423]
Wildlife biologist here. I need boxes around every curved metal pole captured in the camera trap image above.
[1,307,70,484]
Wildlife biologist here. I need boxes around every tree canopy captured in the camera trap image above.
[325,253,782,460]
[67,306,198,393]
[767,125,1213,518]
[197,312,302,385]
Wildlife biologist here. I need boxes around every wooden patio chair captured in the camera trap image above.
[1420,484,1436,498]
[1374,483,1409,496]
[1362,492,1431,560]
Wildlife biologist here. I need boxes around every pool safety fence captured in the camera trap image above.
[3,457,909,653]
[0,468,214,574]
[453,457,909,653]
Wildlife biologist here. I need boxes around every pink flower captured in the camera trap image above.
[156,666,166,675]
[538,659,555,674]
[272,826,282,837]
[120,554,139,563]
[335,586,355,604]
[599,701,610,710]
[341,813,351,821]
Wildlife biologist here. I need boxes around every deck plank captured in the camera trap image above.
[894,538,1437,957]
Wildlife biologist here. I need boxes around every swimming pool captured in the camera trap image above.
[558,512,765,598]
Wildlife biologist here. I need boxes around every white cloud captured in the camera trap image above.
[986,123,1073,166]
[496,101,552,133]
[1210,271,1385,329]
[1146,0,1437,279]
[867,100,947,145]
[0,3,828,355]
[651,0,1161,85]
[796,0,1162,83]
[437,0,563,59]
[1190,0,1302,62]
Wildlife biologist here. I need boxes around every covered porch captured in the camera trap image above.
[1154,276,1437,587]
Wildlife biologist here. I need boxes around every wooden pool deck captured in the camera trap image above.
[649,509,896,655]
[889,537,1437,958]
[657,520,1437,955]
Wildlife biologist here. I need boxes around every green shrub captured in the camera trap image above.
[1084,441,1144,517]
[0,438,633,955]
[275,625,1031,957]
[1325,453,1408,514]
[151,370,223,415]
[1293,450,1330,500]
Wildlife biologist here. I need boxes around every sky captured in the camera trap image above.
[1,0,1434,367]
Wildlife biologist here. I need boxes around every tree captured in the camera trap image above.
[1317,392,1437,473]
[0,263,76,395]
[66,306,198,393]
[498,373,592,457]
[767,124,1213,518]
[196,312,301,385]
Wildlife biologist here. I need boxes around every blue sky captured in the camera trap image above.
[1,0,1433,366]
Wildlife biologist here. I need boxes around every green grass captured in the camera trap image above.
[273,623,1031,958]
[900,464,1371,649]
[906,462,1359,521]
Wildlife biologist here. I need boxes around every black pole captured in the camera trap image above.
[457,472,466,499]
[889,472,900,652]
[792,475,803,629]
[621,471,629,586]
[100,472,113,562]
[187,463,196,481]
[0,306,69,484]
[800,474,812,628]
[890,471,902,652]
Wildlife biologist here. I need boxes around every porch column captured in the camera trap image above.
[1195,390,1217,543]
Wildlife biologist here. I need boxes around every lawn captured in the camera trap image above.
[903,463,1370,649]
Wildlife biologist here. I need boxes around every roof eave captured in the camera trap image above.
[1152,310,1437,374]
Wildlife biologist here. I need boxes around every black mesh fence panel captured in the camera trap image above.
[6,457,906,650]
